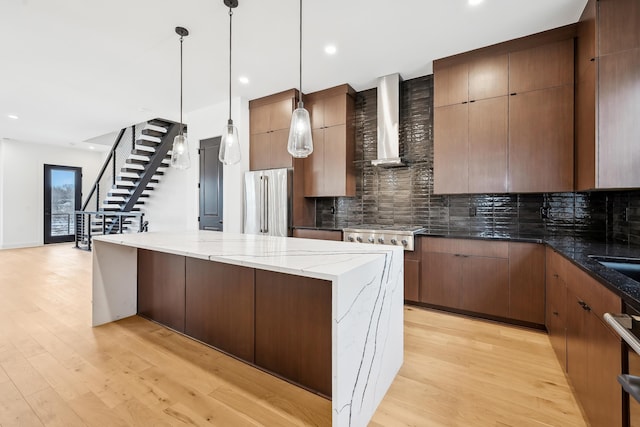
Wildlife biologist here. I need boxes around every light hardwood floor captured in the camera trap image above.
[0,244,587,426]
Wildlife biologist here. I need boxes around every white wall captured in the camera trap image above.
[144,97,249,233]
[0,139,106,249]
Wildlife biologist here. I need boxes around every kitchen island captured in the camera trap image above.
[92,230,403,427]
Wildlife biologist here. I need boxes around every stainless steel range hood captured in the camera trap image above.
[372,73,405,167]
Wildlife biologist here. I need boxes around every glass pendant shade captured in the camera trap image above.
[171,134,191,169]
[219,120,241,165]
[287,103,313,158]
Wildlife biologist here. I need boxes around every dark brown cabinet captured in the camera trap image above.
[509,243,545,324]
[255,270,332,397]
[292,228,342,241]
[576,0,640,190]
[184,258,255,363]
[137,249,185,333]
[404,239,422,303]
[303,85,356,197]
[249,90,297,171]
[420,238,510,318]
[434,29,575,194]
[419,238,545,324]
[545,247,623,427]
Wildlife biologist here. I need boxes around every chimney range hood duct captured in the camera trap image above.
[372,73,405,167]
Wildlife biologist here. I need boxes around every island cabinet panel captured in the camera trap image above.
[137,249,186,333]
[404,240,421,303]
[461,256,509,318]
[255,270,332,397]
[546,247,568,371]
[184,259,255,363]
[508,242,545,324]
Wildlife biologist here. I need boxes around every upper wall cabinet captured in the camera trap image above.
[249,89,298,171]
[434,26,576,194]
[303,84,356,198]
[576,0,640,190]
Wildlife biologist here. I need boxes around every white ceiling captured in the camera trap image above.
[0,0,587,149]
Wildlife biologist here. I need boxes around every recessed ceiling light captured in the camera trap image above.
[238,76,249,84]
[324,45,337,55]
[7,114,18,120]
[469,0,483,5]
[89,146,95,150]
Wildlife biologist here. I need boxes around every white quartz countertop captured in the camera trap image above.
[94,230,402,280]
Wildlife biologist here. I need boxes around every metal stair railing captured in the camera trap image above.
[74,211,146,251]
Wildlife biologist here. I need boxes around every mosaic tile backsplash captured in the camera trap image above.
[315,75,640,245]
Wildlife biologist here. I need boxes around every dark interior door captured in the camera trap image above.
[44,164,82,244]
[199,137,223,231]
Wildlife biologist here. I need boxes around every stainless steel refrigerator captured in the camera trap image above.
[244,168,292,237]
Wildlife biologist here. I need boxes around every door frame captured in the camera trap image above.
[44,164,82,244]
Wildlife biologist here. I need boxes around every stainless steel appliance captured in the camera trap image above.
[342,225,425,251]
[605,304,640,426]
[244,168,291,237]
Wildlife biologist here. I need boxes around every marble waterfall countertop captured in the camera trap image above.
[94,230,400,281]
[92,230,404,427]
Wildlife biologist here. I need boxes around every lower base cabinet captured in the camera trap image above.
[255,270,332,397]
[136,249,332,397]
[185,258,255,363]
[137,249,186,333]
[418,238,542,324]
[546,248,622,427]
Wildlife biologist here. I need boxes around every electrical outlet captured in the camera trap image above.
[540,206,550,220]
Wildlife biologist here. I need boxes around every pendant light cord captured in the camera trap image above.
[179,34,184,135]
[299,0,303,107]
[228,8,233,123]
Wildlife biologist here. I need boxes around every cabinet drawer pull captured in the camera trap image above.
[461,101,468,104]
[590,57,596,62]
[552,311,559,316]
[469,100,476,103]
[510,93,517,96]
[578,300,591,311]
[553,273,559,278]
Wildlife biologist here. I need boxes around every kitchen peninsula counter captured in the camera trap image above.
[92,230,403,427]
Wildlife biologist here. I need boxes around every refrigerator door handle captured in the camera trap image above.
[259,176,264,233]
[264,175,269,233]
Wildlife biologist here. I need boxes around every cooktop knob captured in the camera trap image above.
[368,236,375,243]
[401,239,408,246]
[348,236,355,242]
[356,236,363,243]
[390,238,398,245]
[378,237,385,244]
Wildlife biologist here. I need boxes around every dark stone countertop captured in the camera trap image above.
[416,231,640,310]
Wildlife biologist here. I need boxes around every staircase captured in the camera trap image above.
[75,118,182,250]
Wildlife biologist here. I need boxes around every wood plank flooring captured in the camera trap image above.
[0,244,587,426]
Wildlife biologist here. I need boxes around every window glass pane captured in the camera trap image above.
[50,169,75,236]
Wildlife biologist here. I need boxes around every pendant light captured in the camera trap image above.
[219,0,241,165]
[287,0,313,158]
[171,26,191,169]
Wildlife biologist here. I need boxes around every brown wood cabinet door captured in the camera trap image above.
[404,259,420,302]
[509,39,574,93]
[468,97,508,193]
[586,315,622,427]
[304,129,324,196]
[546,249,567,371]
[323,125,348,196]
[292,228,342,241]
[566,288,589,404]
[575,59,597,191]
[576,0,597,77]
[250,104,271,134]
[250,132,271,171]
[434,62,468,107]
[269,128,293,169]
[461,256,509,318]
[137,249,186,333]
[255,270,332,397]
[307,98,324,130]
[599,0,640,56]
[598,49,640,188]
[421,252,463,308]
[468,54,508,101]
[185,259,255,363]
[508,85,574,193]
[323,95,347,127]
[434,104,469,194]
[508,243,545,324]
[270,98,295,131]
